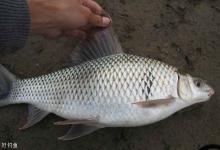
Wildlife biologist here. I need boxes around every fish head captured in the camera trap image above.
[178,74,214,104]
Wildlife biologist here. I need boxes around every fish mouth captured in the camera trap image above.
[208,88,215,97]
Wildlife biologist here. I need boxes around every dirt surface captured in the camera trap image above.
[0,0,220,149]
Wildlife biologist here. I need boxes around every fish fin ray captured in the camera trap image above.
[71,27,123,65]
[54,117,99,126]
[19,105,49,130]
[58,124,102,140]
[133,96,175,108]
[0,65,17,107]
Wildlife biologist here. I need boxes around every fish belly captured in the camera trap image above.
[50,98,185,127]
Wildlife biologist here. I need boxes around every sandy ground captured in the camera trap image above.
[0,0,220,149]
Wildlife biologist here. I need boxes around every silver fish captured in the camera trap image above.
[0,28,214,140]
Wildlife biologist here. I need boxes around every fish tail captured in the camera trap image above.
[0,65,16,107]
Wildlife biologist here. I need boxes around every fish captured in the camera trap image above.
[0,27,215,140]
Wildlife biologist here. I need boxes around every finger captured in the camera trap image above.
[63,29,87,39]
[81,0,103,14]
[88,12,111,27]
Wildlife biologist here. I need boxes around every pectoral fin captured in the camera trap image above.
[133,96,175,108]
[58,124,103,140]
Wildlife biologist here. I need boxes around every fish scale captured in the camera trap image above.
[7,53,178,123]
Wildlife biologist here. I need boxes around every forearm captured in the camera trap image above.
[0,0,30,51]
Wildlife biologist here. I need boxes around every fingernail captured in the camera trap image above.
[102,17,111,26]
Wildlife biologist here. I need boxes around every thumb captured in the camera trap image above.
[88,14,111,27]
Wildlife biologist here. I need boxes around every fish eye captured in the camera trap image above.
[196,81,201,87]
[194,79,202,88]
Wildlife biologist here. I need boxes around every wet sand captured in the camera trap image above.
[0,0,219,149]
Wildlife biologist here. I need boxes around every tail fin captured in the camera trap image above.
[0,65,16,107]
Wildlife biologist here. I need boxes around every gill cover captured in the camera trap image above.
[177,74,192,101]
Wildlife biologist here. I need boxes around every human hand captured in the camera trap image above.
[28,0,111,38]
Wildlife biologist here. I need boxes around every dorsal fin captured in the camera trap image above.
[71,27,123,65]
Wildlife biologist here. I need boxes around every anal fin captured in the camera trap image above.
[19,105,49,130]
[58,124,102,140]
